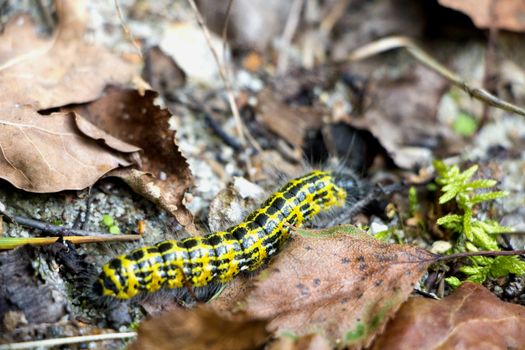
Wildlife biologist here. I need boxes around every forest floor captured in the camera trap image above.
[1,0,525,349]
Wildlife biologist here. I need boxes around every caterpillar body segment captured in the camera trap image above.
[94,170,349,300]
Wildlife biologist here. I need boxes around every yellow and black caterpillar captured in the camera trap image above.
[94,170,361,300]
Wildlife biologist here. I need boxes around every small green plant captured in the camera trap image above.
[433,160,525,286]
[453,111,477,137]
[408,186,419,216]
[101,214,121,234]
[51,219,63,226]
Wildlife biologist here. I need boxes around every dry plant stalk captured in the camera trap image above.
[186,0,262,178]
[347,36,525,117]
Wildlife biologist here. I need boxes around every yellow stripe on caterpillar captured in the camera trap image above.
[93,170,347,299]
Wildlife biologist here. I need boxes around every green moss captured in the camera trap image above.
[408,186,419,216]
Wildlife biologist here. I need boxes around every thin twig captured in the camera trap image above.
[346,36,525,117]
[435,249,525,263]
[277,0,305,74]
[5,215,115,237]
[173,94,250,152]
[187,0,261,178]
[186,0,245,146]
[479,5,499,131]
[204,111,243,151]
[113,0,143,58]
[0,202,138,239]
[320,0,351,34]
[0,235,141,250]
[221,0,234,80]
[217,1,260,158]
[0,332,137,350]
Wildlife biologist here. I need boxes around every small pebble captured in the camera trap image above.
[233,177,264,199]
[493,285,503,297]
[505,281,523,298]
[369,222,388,235]
[430,241,452,254]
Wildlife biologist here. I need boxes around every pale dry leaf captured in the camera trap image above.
[439,0,525,32]
[231,226,436,349]
[0,103,134,192]
[372,282,525,349]
[128,306,269,350]
[0,0,135,109]
[69,88,195,231]
[159,22,228,84]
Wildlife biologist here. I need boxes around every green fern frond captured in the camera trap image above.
[432,160,525,287]
[490,256,525,277]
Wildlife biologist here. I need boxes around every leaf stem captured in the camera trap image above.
[436,249,525,262]
[346,36,525,117]
[0,332,136,350]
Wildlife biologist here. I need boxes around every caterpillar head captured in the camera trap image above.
[333,171,358,191]
[332,170,370,205]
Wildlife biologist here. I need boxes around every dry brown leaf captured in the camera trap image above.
[0,0,135,109]
[439,0,525,32]
[0,0,139,193]
[350,65,460,169]
[143,46,186,98]
[372,282,525,349]
[128,307,269,350]
[232,225,435,349]
[69,88,195,230]
[268,334,332,350]
[257,88,324,150]
[0,102,134,192]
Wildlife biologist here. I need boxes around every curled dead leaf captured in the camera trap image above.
[69,88,195,231]
[372,282,525,349]
[128,306,269,350]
